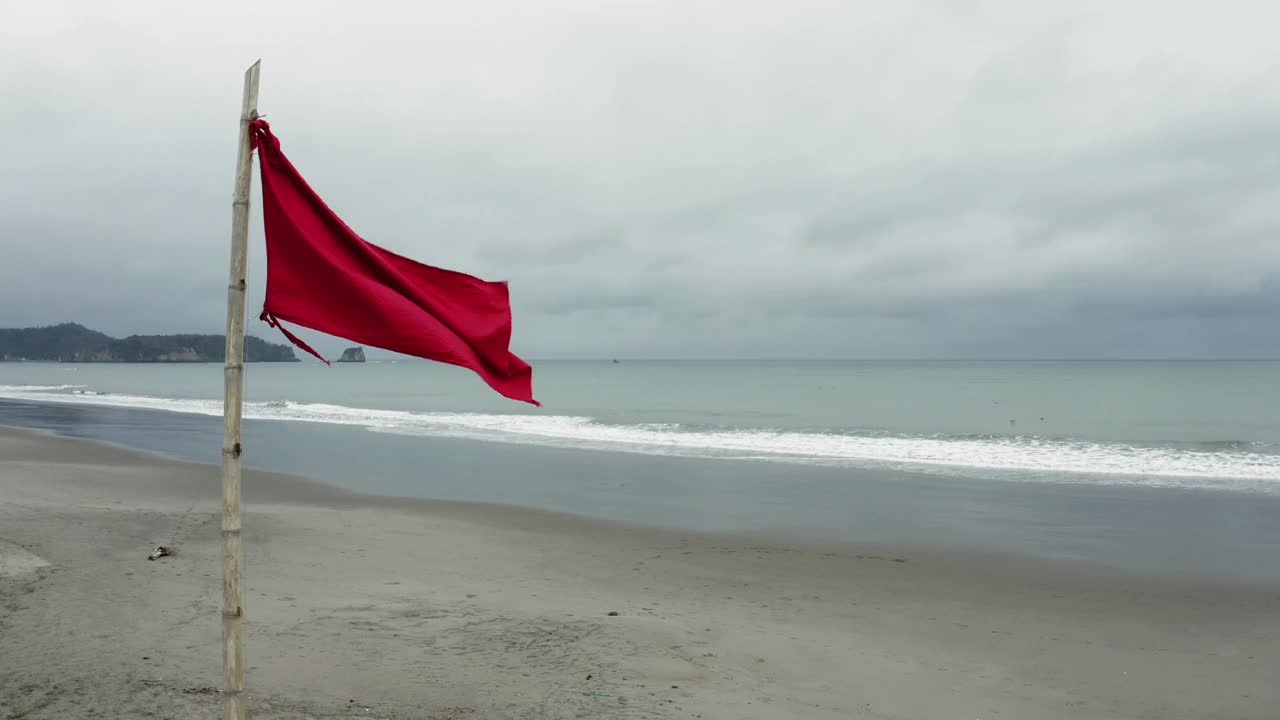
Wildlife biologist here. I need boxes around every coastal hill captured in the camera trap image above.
[0,323,299,362]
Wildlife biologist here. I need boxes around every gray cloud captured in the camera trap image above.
[3,1,1280,359]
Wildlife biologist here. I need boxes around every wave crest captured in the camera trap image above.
[1,383,1278,491]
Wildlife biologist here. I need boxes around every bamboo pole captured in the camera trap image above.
[221,59,260,720]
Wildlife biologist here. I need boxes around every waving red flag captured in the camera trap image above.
[248,120,538,406]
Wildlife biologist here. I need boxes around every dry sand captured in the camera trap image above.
[1,426,1277,719]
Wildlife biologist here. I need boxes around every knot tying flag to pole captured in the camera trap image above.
[248,118,538,406]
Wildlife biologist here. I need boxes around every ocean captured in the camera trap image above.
[3,360,1280,580]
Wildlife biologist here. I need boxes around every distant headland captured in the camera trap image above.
[0,323,299,363]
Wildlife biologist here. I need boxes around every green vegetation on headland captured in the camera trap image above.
[0,323,299,363]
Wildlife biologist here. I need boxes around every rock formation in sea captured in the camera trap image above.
[336,346,366,363]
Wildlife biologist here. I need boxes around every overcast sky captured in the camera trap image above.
[3,1,1279,359]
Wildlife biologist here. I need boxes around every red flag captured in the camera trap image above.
[248,120,538,406]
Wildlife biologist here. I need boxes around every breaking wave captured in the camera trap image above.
[2,383,1279,492]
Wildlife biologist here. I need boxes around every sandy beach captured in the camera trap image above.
[1,426,1277,719]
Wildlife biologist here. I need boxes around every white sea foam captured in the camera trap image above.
[2,384,1279,492]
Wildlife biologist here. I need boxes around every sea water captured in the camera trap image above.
[3,360,1279,580]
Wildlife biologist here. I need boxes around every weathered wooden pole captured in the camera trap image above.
[221,59,260,720]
